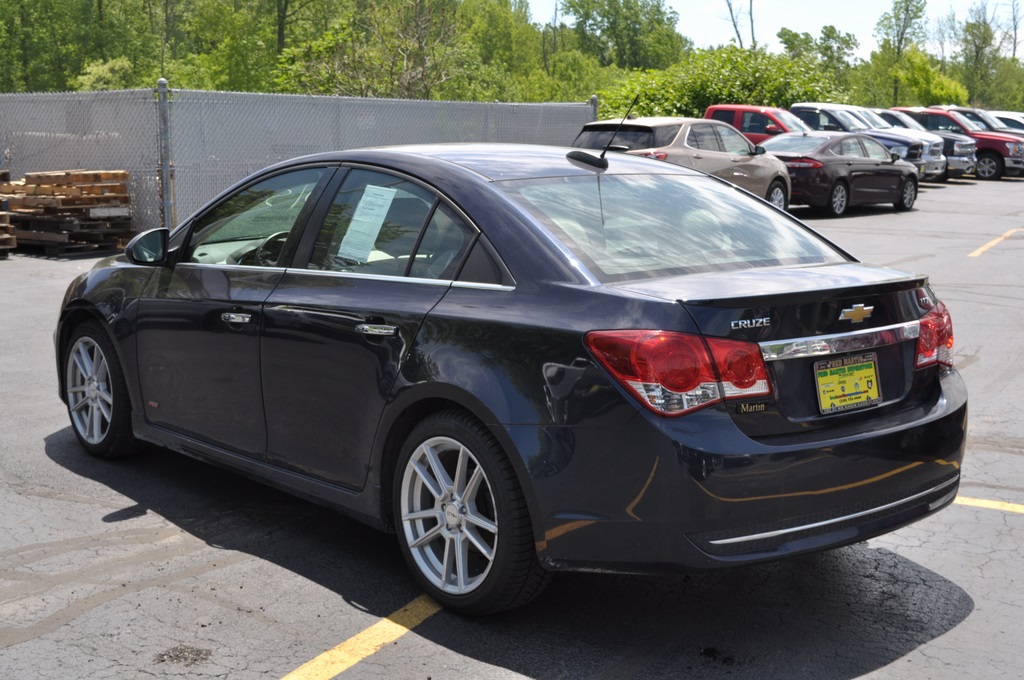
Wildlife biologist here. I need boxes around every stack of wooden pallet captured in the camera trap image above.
[0,169,133,256]
[0,170,13,259]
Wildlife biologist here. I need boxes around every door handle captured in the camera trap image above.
[357,324,398,337]
[221,312,252,324]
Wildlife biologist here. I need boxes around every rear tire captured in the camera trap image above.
[394,410,549,615]
[826,181,849,217]
[64,321,136,458]
[895,177,917,211]
[975,152,1003,180]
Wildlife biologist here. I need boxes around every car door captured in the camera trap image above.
[259,167,477,489]
[713,122,770,195]
[134,166,334,455]
[861,136,904,200]
[827,137,875,203]
[677,122,728,176]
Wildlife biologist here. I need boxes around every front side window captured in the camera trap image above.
[497,173,847,282]
[863,138,892,160]
[186,168,327,266]
[716,125,753,154]
[741,112,769,134]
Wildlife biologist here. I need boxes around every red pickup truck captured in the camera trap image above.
[893,106,1024,180]
[705,104,813,144]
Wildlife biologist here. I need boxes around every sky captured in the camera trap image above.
[527,1,988,60]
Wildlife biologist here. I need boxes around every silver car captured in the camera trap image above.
[572,117,792,210]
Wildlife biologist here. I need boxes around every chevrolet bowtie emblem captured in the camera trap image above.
[839,304,874,323]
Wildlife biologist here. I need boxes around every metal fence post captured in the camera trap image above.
[590,95,598,121]
[157,78,174,229]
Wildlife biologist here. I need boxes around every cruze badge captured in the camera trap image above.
[839,304,874,323]
[731,317,771,330]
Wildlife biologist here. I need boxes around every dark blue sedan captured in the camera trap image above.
[56,144,967,614]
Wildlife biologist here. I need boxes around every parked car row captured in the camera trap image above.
[572,102,1024,218]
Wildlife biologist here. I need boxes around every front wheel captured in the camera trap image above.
[975,152,1003,180]
[765,179,788,211]
[895,177,917,211]
[394,411,549,615]
[64,321,135,458]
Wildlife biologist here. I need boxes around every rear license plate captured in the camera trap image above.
[815,353,882,414]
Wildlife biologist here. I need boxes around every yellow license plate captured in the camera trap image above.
[815,353,882,414]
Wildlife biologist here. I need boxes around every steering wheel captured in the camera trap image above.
[254,231,290,267]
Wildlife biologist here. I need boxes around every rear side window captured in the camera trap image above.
[686,124,722,151]
[497,174,846,282]
[709,110,735,124]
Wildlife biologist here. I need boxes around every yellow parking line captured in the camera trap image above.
[968,228,1023,257]
[955,496,1024,515]
[281,594,441,680]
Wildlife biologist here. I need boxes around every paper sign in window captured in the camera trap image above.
[337,185,397,262]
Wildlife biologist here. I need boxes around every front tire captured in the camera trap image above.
[826,181,849,217]
[975,152,1003,180]
[394,411,549,615]
[64,321,135,458]
[895,177,917,211]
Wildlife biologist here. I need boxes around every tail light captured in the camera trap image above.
[639,150,668,160]
[585,330,772,416]
[915,302,955,368]
[785,158,823,168]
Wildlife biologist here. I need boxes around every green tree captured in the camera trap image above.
[561,0,688,69]
[874,0,928,105]
[778,25,859,90]
[598,46,845,119]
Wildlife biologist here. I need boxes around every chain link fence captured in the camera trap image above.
[0,86,596,233]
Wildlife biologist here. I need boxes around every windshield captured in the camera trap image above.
[775,110,812,131]
[496,174,846,283]
[886,110,927,132]
[975,109,1008,129]
[856,108,892,129]
[949,111,984,131]
[834,109,869,131]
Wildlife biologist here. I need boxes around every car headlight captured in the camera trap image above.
[891,145,909,159]
[1007,142,1024,156]
[953,142,974,156]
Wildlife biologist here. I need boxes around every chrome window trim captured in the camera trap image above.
[759,321,920,362]
[708,475,959,546]
[451,281,516,292]
[286,267,455,287]
[176,262,288,274]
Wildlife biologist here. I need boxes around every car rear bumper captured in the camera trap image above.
[520,371,968,573]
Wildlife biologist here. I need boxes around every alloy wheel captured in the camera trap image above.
[66,336,114,445]
[399,435,498,595]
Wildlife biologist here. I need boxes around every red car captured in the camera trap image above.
[705,104,813,145]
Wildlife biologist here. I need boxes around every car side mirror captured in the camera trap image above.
[753,145,766,155]
[125,228,169,265]
[764,124,781,134]
[890,152,901,163]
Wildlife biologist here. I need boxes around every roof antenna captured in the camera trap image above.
[567,94,640,170]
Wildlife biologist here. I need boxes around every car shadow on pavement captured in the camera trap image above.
[45,429,974,680]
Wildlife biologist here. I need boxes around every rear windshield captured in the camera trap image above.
[496,173,847,282]
[572,124,681,151]
[760,134,827,153]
